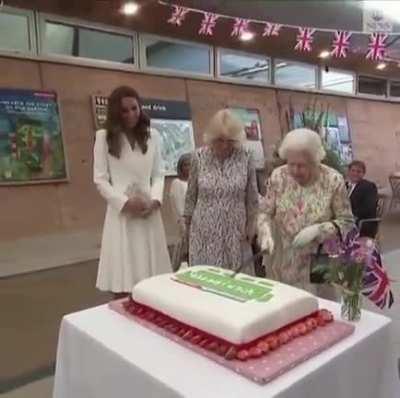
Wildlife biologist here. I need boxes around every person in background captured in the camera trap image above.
[257,128,354,294]
[169,153,192,271]
[252,159,268,277]
[93,86,171,299]
[184,109,259,271]
[346,160,378,238]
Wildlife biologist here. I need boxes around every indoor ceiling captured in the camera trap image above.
[6,0,400,79]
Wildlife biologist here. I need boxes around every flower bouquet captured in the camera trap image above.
[313,228,394,321]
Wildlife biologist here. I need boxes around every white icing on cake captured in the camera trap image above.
[132,266,318,345]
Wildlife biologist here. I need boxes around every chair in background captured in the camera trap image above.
[358,195,386,247]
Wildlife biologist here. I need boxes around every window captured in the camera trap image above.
[358,75,387,96]
[389,81,400,98]
[41,19,135,64]
[274,60,317,89]
[0,8,34,53]
[218,48,270,83]
[140,34,212,76]
[321,69,355,93]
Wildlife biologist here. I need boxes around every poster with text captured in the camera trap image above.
[0,89,68,185]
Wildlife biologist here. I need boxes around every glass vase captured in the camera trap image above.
[340,290,362,322]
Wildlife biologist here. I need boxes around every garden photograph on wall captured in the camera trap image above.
[0,89,68,185]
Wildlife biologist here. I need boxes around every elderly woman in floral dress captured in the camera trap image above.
[257,128,354,294]
[184,109,259,271]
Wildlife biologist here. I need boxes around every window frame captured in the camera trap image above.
[0,6,36,55]
[273,58,318,90]
[357,73,389,98]
[37,13,138,71]
[388,80,400,99]
[139,33,214,78]
[216,47,271,86]
[319,67,356,95]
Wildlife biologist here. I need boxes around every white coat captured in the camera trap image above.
[93,129,171,292]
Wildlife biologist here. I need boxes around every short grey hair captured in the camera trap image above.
[279,128,326,164]
[203,109,246,146]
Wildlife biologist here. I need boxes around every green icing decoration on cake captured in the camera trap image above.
[174,268,274,303]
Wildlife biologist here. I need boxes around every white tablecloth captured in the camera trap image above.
[53,299,399,398]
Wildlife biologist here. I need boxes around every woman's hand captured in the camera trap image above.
[138,200,161,218]
[292,224,321,248]
[122,196,150,217]
[257,222,274,255]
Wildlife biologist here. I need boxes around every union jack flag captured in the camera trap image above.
[366,33,388,61]
[262,22,282,37]
[343,228,394,309]
[331,31,352,58]
[294,28,316,52]
[198,12,219,36]
[231,18,249,37]
[167,6,190,27]
[362,244,394,308]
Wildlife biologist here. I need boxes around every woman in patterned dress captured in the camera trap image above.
[257,128,354,292]
[184,109,259,270]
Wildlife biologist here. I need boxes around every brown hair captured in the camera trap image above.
[348,160,366,173]
[105,86,150,158]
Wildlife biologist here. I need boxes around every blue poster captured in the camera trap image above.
[0,89,67,184]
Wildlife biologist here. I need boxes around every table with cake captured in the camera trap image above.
[53,266,398,398]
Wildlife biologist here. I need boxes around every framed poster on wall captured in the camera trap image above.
[91,96,195,176]
[143,99,195,176]
[0,89,68,185]
[229,107,265,169]
[92,95,108,130]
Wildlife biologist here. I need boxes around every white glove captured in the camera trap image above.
[257,222,274,255]
[292,224,321,248]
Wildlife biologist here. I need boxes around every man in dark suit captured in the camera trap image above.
[346,160,378,238]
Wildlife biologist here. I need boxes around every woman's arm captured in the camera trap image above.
[93,130,129,212]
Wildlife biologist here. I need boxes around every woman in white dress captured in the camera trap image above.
[93,86,171,298]
[169,153,191,271]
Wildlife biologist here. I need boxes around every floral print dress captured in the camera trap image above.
[258,164,354,290]
[184,146,259,270]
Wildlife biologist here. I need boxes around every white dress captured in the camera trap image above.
[169,178,188,271]
[94,129,171,292]
[170,178,188,232]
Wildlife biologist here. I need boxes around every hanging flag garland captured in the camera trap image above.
[231,18,250,37]
[262,23,282,37]
[167,5,190,26]
[331,31,352,58]
[160,2,396,64]
[198,12,219,36]
[366,33,388,61]
[294,28,316,52]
